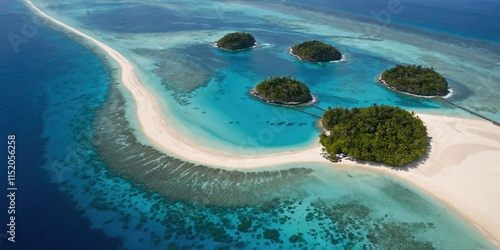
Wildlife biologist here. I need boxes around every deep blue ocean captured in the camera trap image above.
[287,0,500,43]
[0,0,121,248]
[1,0,499,249]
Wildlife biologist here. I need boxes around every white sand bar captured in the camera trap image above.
[402,114,500,245]
[25,0,327,169]
[27,0,500,244]
[340,114,500,245]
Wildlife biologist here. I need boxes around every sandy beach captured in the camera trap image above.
[339,114,500,245]
[27,0,500,245]
[26,0,328,169]
[407,115,500,245]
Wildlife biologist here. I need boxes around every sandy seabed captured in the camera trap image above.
[27,0,500,245]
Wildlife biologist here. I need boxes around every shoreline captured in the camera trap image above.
[335,113,500,245]
[250,88,316,106]
[26,0,500,244]
[377,74,451,99]
[212,41,259,51]
[25,0,327,169]
[377,75,500,126]
[289,48,346,63]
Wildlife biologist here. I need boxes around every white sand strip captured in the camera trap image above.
[25,0,326,169]
[26,0,500,244]
[406,114,500,245]
[339,114,500,245]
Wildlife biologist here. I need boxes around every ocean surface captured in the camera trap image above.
[1,0,499,249]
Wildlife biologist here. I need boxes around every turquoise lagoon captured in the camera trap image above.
[7,0,499,248]
[38,0,500,153]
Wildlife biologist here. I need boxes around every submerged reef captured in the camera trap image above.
[93,82,315,207]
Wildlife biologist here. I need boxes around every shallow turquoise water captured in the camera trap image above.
[165,40,447,151]
[43,0,498,152]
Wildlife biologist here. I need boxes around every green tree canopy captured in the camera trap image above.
[380,64,449,96]
[216,32,256,50]
[291,40,342,62]
[320,105,428,166]
[255,76,313,104]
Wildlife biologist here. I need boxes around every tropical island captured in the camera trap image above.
[252,76,313,105]
[216,32,257,50]
[320,105,428,166]
[379,64,450,96]
[291,40,342,62]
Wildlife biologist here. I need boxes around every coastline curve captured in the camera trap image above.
[24,0,327,169]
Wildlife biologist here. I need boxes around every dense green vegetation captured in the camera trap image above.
[255,76,313,104]
[216,32,256,50]
[291,40,342,62]
[320,105,428,166]
[381,64,449,96]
